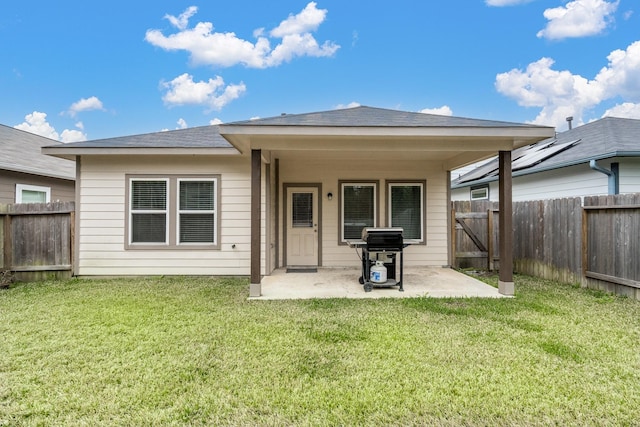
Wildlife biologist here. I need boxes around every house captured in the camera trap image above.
[451,116,640,202]
[0,124,75,204]
[43,106,554,295]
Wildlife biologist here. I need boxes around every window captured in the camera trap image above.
[340,182,377,242]
[16,184,50,203]
[178,179,216,244]
[471,185,489,200]
[388,182,424,241]
[127,175,219,249]
[130,179,168,244]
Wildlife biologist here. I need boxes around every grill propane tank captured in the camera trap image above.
[370,261,387,284]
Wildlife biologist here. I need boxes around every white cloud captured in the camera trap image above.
[14,111,87,142]
[165,6,198,31]
[209,118,223,125]
[68,96,104,117]
[495,40,640,128]
[177,118,188,129]
[15,112,60,140]
[485,0,533,6]
[419,106,453,116]
[60,128,87,143]
[537,0,619,40]
[145,2,339,69]
[335,102,361,109]
[161,73,246,110]
[602,102,640,119]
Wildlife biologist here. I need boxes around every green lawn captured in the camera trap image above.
[1,274,639,426]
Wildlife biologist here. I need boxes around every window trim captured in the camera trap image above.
[125,174,221,250]
[338,180,379,244]
[386,180,426,244]
[16,184,51,203]
[471,185,489,201]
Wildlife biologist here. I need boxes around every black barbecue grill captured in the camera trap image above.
[357,227,406,292]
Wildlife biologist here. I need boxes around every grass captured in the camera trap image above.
[1,274,639,426]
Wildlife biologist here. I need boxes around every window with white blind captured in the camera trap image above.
[388,182,425,241]
[340,182,377,242]
[127,175,220,249]
[178,179,216,244]
[130,179,168,244]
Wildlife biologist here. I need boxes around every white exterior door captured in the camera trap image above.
[286,187,318,267]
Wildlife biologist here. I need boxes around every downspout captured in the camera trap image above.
[589,160,619,195]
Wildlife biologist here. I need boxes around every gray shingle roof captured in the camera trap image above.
[50,125,233,149]
[453,116,640,186]
[0,124,75,180]
[228,105,543,128]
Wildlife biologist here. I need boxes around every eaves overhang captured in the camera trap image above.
[42,146,241,161]
[218,124,556,155]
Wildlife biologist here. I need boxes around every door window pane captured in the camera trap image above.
[292,192,313,227]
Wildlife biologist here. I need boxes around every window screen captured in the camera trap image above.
[389,183,423,240]
[342,183,375,241]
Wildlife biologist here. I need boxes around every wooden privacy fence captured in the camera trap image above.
[1,201,74,281]
[583,194,640,294]
[453,194,640,299]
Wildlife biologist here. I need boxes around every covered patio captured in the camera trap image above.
[251,267,505,300]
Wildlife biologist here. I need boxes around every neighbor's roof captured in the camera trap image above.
[43,125,237,160]
[452,116,640,187]
[0,124,75,180]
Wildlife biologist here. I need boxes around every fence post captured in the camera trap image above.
[451,206,456,267]
[3,213,11,271]
[487,208,494,271]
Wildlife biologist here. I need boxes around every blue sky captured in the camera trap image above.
[1,0,638,142]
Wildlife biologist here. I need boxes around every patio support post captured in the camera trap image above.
[498,150,514,295]
[250,149,262,297]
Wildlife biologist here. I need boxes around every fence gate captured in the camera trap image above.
[1,201,75,281]
[452,201,499,271]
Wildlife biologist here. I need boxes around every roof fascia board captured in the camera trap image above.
[219,124,554,139]
[0,163,75,181]
[42,147,241,159]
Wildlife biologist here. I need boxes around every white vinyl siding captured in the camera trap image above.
[279,157,449,267]
[76,155,255,276]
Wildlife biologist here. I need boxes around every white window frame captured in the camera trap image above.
[177,178,217,245]
[471,185,489,201]
[126,175,221,250]
[388,182,425,242]
[340,181,377,243]
[15,184,51,203]
[129,178,169,246]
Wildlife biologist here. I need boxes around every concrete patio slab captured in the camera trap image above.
[251,267,506,300]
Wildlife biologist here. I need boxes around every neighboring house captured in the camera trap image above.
[0,124,75,204]
[43,106,554,294]
[451,117,640,202]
